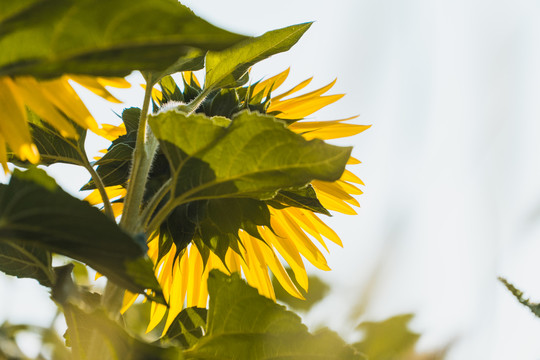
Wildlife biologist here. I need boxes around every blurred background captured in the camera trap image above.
[2,0,540,358]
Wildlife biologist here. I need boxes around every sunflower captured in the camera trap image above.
[85,69,369,334]
[0,75,130,172]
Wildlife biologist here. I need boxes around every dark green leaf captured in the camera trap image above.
[353,314,420,360]
[0,242,53,286]
[205,23,312,89]
[0,168,160,296]
[164,307,207,348]
[184,270,359,359]
[269,185,331,215]
[161,198,269,262]
[0,0,247,78]
[149,110,351,206]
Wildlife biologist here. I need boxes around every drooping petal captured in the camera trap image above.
[0,77,39,164]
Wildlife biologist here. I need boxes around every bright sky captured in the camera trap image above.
[2,1,540,358]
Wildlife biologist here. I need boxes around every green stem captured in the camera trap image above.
[82,156,114,220]
[119,74,157,234]
[140,178,172,230]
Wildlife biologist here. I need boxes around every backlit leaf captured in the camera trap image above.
[184,270,359,359]
[205,23,312,89]
[0,0,247,78]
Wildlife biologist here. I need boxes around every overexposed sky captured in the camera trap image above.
[2,1,540,358]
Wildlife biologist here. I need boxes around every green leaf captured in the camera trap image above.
[205,22,312,89]
[499,277,540,318]
[0,0,247,78]
[0,168,160,296]
[269,185,331,215]
[64,304,182,360]
[149,110,351,206]
[0,242,53,286]
[8,113,87,167]
[163,307,207,348]
[353,314,420,360]
[160,198,269,262]
[184,270,359,359]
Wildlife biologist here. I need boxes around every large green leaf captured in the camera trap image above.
[205,23,312,89]
[0,242,53,286]
[148,110,351,207]
[0,0,247,78]
[0,168,160,296]
[184,270,359,359]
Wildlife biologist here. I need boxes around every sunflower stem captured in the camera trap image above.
[119,73,158,234]
[82,156,114,220]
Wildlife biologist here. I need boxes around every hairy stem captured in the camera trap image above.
[82,156,114,220]
[119,74,157,234]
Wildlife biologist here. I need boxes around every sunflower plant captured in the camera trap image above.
[0,1,367,359]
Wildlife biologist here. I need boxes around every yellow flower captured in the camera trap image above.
[86,70,369,334]
[0,75,130,172]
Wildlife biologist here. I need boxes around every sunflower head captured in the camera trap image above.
[85,69,369,334]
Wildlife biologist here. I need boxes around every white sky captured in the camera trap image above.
[2,1,540,358]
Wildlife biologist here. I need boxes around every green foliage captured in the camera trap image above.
[499,277,540,318]
[163,307,207,348]
[353,314,420,360]
[0,168,160,296]
[182,270,359,360]
[205,23,312,89]
[64,304,182,360]
[0,0,247,78]
[0,242,53,286]
[149,110,351,203]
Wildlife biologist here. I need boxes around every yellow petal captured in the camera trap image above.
[162,251,189,334]
[270,77,313,102]
[238,232,275,300]
[312,180,360,207]
[97,77,131,89]
[284,208,328,252]
[186,245,203,307]
[347,156,361,165]
[252,68,290,98]
[120,291,139,314]
[336,180,363,195]
[271,94,345,120]
[271,209,331,271]
[0,77,38,163]
[252,233,304,299]
[341,169,365,185]
[259,225,308,291]
[299,209,343,247]
[183,71,201,88]
[38,76,98,132]
[0,134,8,172]
[315,191,357,215]
[69,75,123,103]
[301,123,370,141]
[13,77,78,138]
[94,123,126,141]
